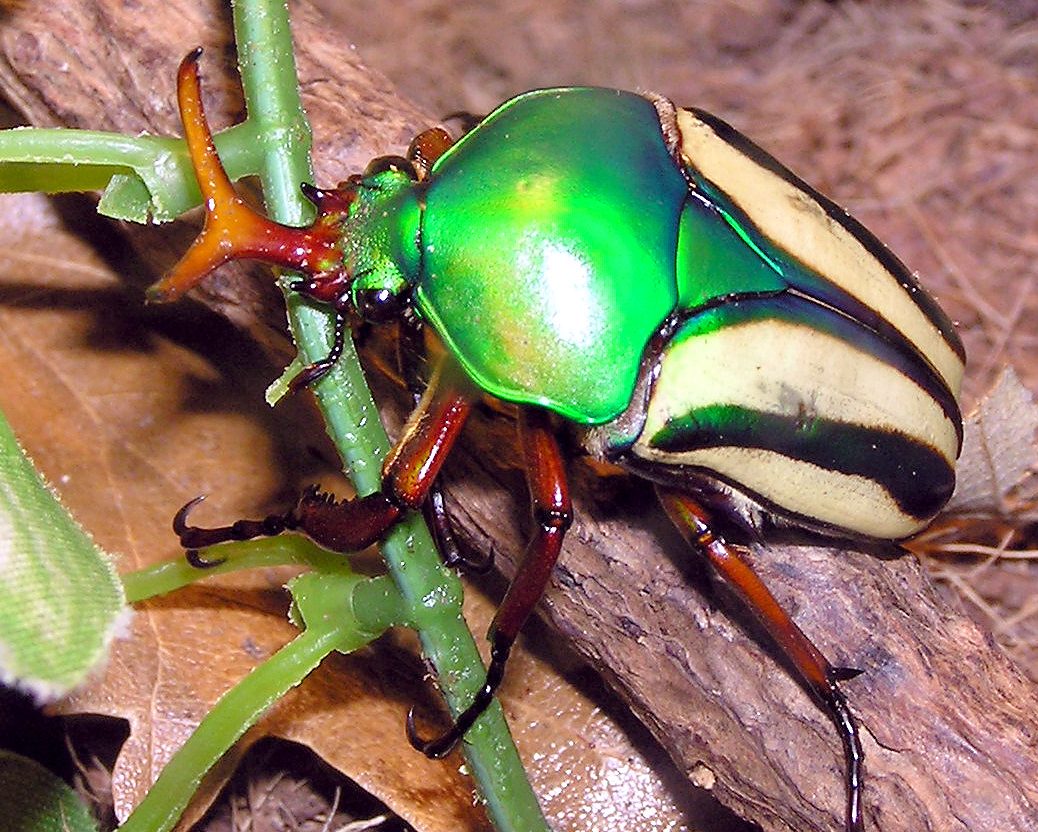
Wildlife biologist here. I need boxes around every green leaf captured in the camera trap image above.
[0,410,125,701]
[0,750,98,832]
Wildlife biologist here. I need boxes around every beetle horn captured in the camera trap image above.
[147,49,348,304]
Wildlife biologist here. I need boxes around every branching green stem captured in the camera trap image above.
[117,0,550,830]
[228,3,549,829]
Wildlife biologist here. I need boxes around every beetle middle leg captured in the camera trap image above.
[657,488,864,832]
[408,405,573,758]
[397,311,492,573]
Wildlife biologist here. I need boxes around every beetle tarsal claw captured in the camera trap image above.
[404,707,458,759]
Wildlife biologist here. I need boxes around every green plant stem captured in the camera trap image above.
[229,1,549,829]
[121,537,351,603]
[119,563,406,832]
[0,122,256,221]
[116,618,346,832]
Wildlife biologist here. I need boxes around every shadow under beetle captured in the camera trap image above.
[151,51,965,832]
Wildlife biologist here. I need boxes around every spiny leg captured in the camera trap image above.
[174,360,475,556]
[408,406,572,758]
[657,488,864,832]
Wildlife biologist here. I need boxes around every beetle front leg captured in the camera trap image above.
[174,361,475,556]
[409,406,573,758]
[657,488,864,832]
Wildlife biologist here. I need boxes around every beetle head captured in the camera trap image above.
[146,50,421,325]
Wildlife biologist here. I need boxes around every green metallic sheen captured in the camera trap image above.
[345,169,424,301]
[414,89,688,424]
[675,189,786,308]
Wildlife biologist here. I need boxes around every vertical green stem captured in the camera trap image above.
[227,2,550,830]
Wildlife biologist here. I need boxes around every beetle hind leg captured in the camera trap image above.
[657,488,864,832]
[408,406,572,757]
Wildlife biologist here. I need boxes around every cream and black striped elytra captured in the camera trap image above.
[588,104,965,542]
[156,56,965,832]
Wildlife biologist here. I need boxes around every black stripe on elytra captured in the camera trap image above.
[686,168,964,438]
[682,107,965,365]
[680,181,962,447]
[676,293,962,450]
[649,404,955,522]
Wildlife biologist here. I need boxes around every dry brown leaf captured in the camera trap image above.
[0,189,490,830]
[948,367,1038,514]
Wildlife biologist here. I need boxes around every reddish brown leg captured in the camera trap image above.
[407,126,455,178]
[658,488,864,832]
[174,362,475,555]
[408,406,573,758]
[397,313,491,573]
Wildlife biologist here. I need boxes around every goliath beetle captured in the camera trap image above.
[150,51,965,832]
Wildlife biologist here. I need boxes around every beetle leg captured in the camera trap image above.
[657,488,864,832]
[396,312,491,573]
[409,406,572,758]
[287,311,348,391]
[172,361,474,555]
[406,127,455,179]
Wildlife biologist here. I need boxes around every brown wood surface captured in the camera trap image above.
[1,2,1036,831]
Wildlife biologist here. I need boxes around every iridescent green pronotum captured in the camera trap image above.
[151,51,965,832]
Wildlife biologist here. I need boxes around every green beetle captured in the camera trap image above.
[153,51,964,832]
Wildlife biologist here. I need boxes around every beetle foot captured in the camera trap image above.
[424,487,495,575]
[185,548,228,569]
[172,494,299,549]
[406,632,512,759]
[286,312,348,391]
[442,543,495,575]
[404,706,460,759]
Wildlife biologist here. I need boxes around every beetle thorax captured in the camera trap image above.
[340,168,424,310]
[412,88,690,425]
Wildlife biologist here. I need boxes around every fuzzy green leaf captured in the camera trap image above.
[0,411,125,701]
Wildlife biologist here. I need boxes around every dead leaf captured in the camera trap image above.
[0,189,487,830]
[948,367,1038,514]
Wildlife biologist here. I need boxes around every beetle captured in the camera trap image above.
[150,51,965,832]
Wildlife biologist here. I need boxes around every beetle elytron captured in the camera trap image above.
[151,51,964,832]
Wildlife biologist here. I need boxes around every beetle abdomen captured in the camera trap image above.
[630,294,960,539]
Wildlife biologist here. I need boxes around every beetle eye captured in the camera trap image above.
[355,286,407,322]
[364,155,418,180]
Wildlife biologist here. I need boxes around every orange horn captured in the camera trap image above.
[147,50,344,303]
